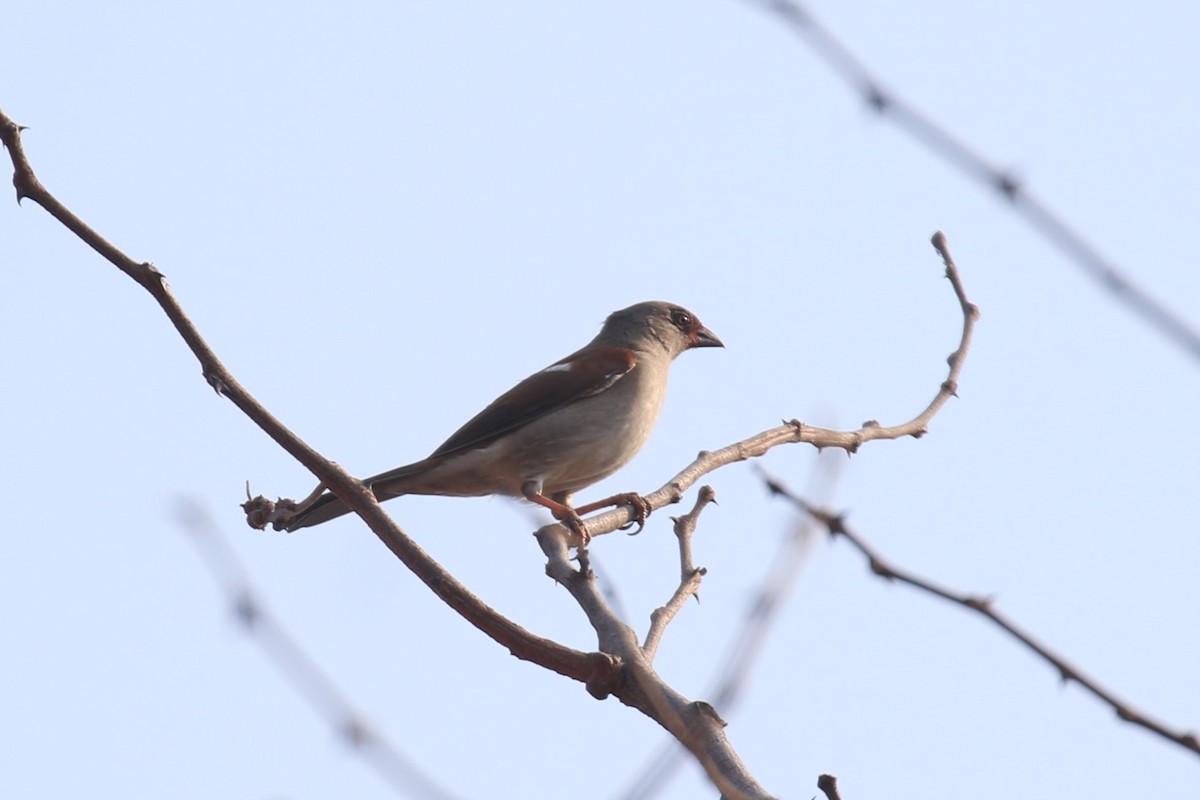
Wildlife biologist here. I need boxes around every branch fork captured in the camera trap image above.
[2,105,986,795]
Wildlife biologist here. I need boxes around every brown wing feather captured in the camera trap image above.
[429,345,637,458]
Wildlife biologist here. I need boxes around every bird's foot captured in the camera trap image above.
[556,509,592,547]
[615,492,652,534]
[574,491,653,535]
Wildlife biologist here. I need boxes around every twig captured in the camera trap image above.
[547,231,979,542]
[761,473,1200,760]
[1,106,973,798]
[0,106,774,797]
[618,453,842,800]
[743,0,1200,364]
[0,103,604,690]
[536,521,775,800]
[249,232,975,543]
[175,499,459,800]
[644,486,716,661]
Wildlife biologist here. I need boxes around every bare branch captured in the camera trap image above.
[761,472,1200,760]
[175,499,460,800]
[571,230,979,542]
[0,104,603,692]
[644,485,717,661]
[744,0,1200,363]
[535,525,775,800]
[2,105,974,797]
[1,107,776,797]
[619,454,843,800]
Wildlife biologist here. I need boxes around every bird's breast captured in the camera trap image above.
[528,359,668,496]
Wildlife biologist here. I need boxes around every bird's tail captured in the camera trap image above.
[285,492,353,531]
[284,460,435,531]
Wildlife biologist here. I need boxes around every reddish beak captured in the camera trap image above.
[689,325,724,349]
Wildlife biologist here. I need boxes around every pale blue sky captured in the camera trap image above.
[3,2,1198,798]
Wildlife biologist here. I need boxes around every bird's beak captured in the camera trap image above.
[689,325,724,349]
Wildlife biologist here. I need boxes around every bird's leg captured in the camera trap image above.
[522,480,590,545]
[574,492,653,535]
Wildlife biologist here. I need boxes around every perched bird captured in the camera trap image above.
[285,301,722,541]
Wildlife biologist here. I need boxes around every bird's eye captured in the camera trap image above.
[671,309,692,330]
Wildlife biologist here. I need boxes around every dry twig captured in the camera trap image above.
[744,0,1200,363]
[2,104,976,798]
[175,499,458,800]
[619,453,842,800]
[555,230,978,541]
[643,485,717,661]
[761,472,1200,760]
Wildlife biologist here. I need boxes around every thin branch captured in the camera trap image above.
[567,230,978,542]
[0,104,605,690]
[761,473,1200,760]
[536,525,775,800]
[175,499,459,800]
[2,107,972,798]
[514,504,635,623]
[743,0,1200,364]
[0,106,770,797]
[644,485,717,661]
[252,232,976,546]
[618,452,843,800]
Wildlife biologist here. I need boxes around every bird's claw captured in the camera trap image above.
[615,492,653,535]
[560,492,651,542]
[560,511,592,547]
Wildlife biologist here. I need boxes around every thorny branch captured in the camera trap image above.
[2,104,975,798]
[542,229,979,542]
[761,472,1200,760]
[541,523,774,798]
[745,0,1200,364]
[525,234,974,795]
[643,485,716,661]
[0,102,601,697]
[619,453,843,800]
[175,499,459,800]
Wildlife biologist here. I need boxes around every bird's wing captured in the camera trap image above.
[429,345,637,458]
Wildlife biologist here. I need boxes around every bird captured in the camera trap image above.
[284,301,722,542]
